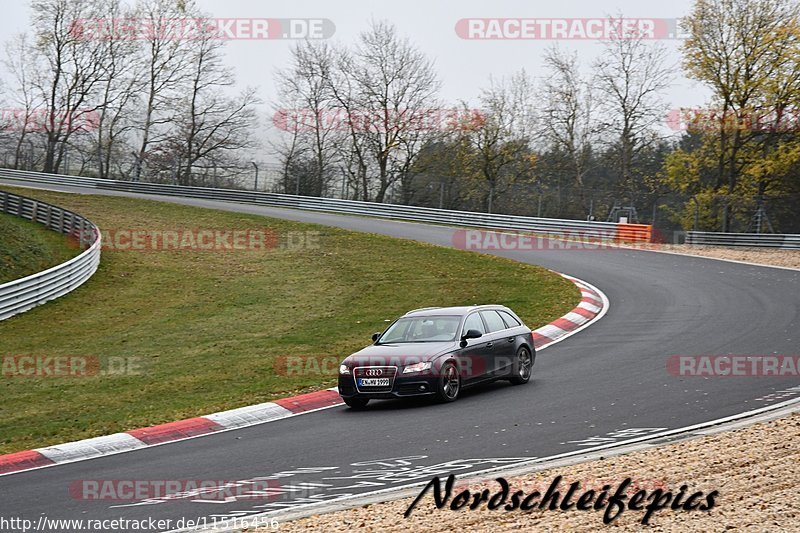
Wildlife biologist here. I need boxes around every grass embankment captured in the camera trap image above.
[0,211,80,284]
[0,186,579,454]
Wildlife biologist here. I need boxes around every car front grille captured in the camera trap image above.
[353,366,397,393]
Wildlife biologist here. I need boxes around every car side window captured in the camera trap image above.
[480,310,507,333]
[462,313,486,335]
[498,310,522,328]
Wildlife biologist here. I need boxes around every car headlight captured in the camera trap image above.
[403,361,432,374]
[339,364,350,375]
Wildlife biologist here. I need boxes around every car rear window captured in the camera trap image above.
[480,310,507,332]
[498,310,522,327]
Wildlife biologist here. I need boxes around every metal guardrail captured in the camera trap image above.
[686,231,800,249]
[0,189,101,321]
[0,168,653,242]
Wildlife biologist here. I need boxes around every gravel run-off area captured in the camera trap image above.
[644,244,800,270]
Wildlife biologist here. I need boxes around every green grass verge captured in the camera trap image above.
[0,211,80,284]
[0,186,579,454]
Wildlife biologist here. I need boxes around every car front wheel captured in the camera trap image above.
[435,361,460,402]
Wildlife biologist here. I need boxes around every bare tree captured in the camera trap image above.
[540,46,598,215]
[168,21,259,186]
[333,21,441,202]
[461,71,537,213]
[270,22,441,201]
[327,45,370,199]
[131,0,196,180]
[3,34,44,169]
[271,98,307,193]
[593,16,673,210]
[92,0,141,178]
[273,40,341,196]
[29,0,108,173]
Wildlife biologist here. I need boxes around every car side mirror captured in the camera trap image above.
[372,332,382,342]
[462,329,483,340]
[460,329,482,347]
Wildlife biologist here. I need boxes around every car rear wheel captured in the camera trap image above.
[509,346,533,385]
[344,397,369,409]
[436,362,460,402]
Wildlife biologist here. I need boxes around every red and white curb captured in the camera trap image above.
[533,274,607,350]
[0,273,606,477]
[0,389,344,476]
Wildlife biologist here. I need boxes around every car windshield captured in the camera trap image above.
[377,315,461,343]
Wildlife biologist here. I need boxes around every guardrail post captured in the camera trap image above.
[79,219,86,249]
[2,190,7,214]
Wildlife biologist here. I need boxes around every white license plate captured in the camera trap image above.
[358,378,390,387]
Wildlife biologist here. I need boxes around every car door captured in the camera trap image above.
[457,312,493,384]
[480,310,515,375]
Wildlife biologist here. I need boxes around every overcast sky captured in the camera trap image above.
[0,0,711,156]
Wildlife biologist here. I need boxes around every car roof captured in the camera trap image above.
[402,305,510,317]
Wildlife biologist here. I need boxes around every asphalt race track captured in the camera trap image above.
[1,178,799,532]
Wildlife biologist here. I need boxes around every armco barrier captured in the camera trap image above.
[0,168,653,243]
[0,189,101,321]
[687,231,800,249]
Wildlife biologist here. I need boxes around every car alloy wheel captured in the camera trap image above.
[509,346,533,385]
[437,361,460,402]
